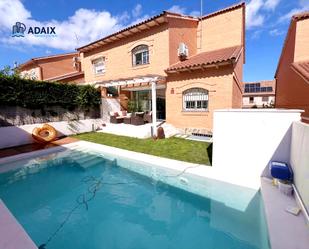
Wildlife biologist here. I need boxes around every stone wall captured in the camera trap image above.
[0,105,100,127]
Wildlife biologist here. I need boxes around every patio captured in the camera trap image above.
[98,122,180,139]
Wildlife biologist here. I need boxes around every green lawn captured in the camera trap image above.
[71,132,212,165]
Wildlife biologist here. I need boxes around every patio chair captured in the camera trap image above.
[123,113,132,124]
[131,112,144,125]
[144,111,152,123]
[110,112,124,124]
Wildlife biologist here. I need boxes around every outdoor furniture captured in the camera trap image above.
[110,115,124,124]
[144,111,152,123]
[123,117,131,124]
[131,112,144,125]
[110,111,132,124]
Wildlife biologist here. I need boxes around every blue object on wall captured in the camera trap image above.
[270,161,293,181]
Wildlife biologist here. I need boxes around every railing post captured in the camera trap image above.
[151,81,157,137]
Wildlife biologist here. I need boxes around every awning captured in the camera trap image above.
[91,74,166,88]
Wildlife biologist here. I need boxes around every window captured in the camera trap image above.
[244,83,273,93]
[183,88,208,111]
[262,96,269,102]
[92,57,105,75]
[249,96,254,103]
[132,45,149,66]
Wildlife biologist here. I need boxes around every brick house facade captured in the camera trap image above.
[76,3,246,133]
[18,52,84,84]
[275,11,309,123]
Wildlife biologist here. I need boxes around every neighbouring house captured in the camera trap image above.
[77,2,245,134]
[275,11,309,123]
[18,52,84,84]
[242,80,276,108]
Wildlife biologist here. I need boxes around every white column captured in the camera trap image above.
[151,81,157,136]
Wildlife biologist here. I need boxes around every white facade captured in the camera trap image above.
[243,95,275,108]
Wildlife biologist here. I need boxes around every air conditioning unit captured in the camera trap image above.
[178,43,189,58]
[72,56,80,62]
[72,56,80,69]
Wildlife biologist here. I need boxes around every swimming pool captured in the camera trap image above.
[0,144,270,249]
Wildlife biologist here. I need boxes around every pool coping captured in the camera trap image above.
[0,199,37,249]
[261,177,309,249]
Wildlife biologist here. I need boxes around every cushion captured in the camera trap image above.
[114,112,119,117]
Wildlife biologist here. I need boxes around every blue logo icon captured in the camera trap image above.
[12,22,26,37]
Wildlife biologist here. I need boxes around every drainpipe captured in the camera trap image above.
[151,81,157,137]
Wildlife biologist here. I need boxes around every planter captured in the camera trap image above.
[278,181,293,196]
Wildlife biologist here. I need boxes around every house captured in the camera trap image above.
[242,80,276,108]
[18,52,84,84]
[77,2,245,134]
[275,11,309,123]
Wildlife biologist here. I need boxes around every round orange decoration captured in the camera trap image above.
[32,124,57,143]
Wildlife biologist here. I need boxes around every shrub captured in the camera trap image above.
[0,75,100,110]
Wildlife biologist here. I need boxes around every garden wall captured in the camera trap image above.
[0,119,104,149]
[0,105,100,127]
[0,75,101,127]
[290,121,309,216]
[212,109,303,189]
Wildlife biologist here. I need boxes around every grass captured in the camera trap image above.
[71,132,212,165]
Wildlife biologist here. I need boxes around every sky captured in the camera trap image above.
[0,0,308,82]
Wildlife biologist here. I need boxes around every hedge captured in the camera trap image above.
[0,75,101,109]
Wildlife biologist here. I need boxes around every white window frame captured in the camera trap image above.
[92,57,105,75]
[132,45,149,66]
[183,88,209,112]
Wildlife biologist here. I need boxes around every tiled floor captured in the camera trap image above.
[0,137,79,159]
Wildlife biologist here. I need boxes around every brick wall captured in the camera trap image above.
[166,66,234,132]
[199,7,244,53]
[276,20,309,121]
[81,24,169,83]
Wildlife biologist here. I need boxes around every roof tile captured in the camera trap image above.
[166,46,242,73]
[292,60,309,83]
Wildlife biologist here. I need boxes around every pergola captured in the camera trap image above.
[89,75,166,136]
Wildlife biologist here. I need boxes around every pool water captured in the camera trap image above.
[0,148,270,249]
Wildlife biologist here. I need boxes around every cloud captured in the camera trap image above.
[168,5,186,14]
[128,15,150,26]
[132,4,142,18]
[251,30,263,39]
[278,0,309,22]
[0,0,31,28]
[168,5,200,17]
[0,0,148,51]
[264,0,281,10]
[189,10,201,17]
[269,28,285,36]
[246,0,265,29]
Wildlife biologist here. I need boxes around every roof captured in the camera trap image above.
[165,45,242,73]
[201,2,245,20]
[18,52,78,70]
[77,2,245,53]
[243,80,276,96]
[291,60,309,83]
[45,71,84,82]
[77,12,198,53]
[275,10,309,77]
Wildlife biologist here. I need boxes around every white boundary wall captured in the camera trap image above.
[0,119,104,149]
[212,109,302,189]
[290,121,309,214]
